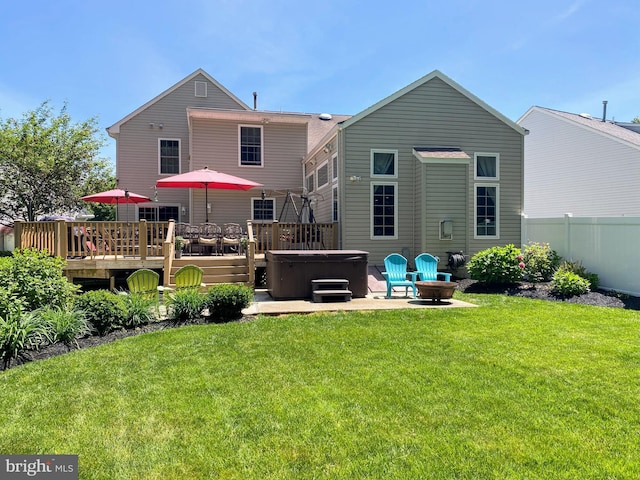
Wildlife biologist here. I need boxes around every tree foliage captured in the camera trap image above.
[632,116,640,124]
[0,101,113,225]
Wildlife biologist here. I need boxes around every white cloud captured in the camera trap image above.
[549,0,585,24]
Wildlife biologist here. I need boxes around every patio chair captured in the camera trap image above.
[199,223,222,255]
[183,224,201,255]
[163,265,206,293]
[414,253,452,282]
[123,268,160,301]
[382,253,417,298]
[222,223,243,254]
[175,222,191,253]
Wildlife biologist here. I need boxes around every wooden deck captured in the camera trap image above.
[14,218,336,290]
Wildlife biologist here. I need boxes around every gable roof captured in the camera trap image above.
[519,106,640,150]
[339,70,526,136]
[107,69,250,136]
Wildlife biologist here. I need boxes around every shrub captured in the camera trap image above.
[165,289,205,324]
[0,248,79,311]
[204,284,253,322]
[0,311,49,369]
[467,244,524,285]
[551,271,590,297]
[0,287,26,320]
[38,307,90,348]
[74,290,127,336]
[122,293,158,328]
[557,260,599,290]
[521,242,561,283]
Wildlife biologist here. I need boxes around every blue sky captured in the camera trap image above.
[1,0,638,164]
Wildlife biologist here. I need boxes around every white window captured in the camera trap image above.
[195,81,207,97]
[332,185,339,222]
[159,139,180,174]
[252,197,275,222]
[239,125,263,166]
[139,205,179,222]
[475,184,499,238]
[371,182,397,239]
[317,161,329,189]
[332,154,338,181]
[306,172,315,193]
[475,153,499,180]
[371,149,398,178]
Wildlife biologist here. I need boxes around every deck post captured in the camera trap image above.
[163,220,175,286]
[271,220,278,250]
[54,219,66,258]
[332,222,339,249]
[139,219,148,260]
[13,221,22,250]
[246,220,255,286]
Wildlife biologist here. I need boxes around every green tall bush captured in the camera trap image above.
[0,248,79,311]
[521,242,561,283]
[467,244,524,285]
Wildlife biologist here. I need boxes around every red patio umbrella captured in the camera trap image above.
[81,188,151,221]
[155,166,262,222]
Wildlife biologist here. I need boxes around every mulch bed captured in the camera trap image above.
[456,278,640,310]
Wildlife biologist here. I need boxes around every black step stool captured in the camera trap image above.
[312,278,352,303]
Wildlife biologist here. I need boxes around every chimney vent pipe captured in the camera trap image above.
[253,92,257,111]
[602,100,608,122]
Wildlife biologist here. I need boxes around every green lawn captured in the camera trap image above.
[1,293,638,479]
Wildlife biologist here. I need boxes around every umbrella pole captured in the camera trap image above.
[205,182,209,223]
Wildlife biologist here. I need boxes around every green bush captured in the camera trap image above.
[0,311,49,369]
[0,248,79,311]
[166,289,205,324]
[74,290,127,336]
[467,244,524,285]
[551,271,591,297]
[204,284,253,322]
[0,287,26,320]
[521,242,561,283]
[122,293,158,328]
[38,307,89,348]
[557,260,599,290]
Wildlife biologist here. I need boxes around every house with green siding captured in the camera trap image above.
[108,69,526,267]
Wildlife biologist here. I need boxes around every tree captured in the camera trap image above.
[632,116,640,124]
[0,101,111,225]
[78,160,116,221]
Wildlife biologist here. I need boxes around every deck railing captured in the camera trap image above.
[13,219,337,263]
[250,221,338,254]
[14,220,168,260]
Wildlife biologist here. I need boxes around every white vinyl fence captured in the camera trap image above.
[522,214,640,297]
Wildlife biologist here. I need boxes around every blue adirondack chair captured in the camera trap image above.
[382,254,417,298]
[414,253,452,282]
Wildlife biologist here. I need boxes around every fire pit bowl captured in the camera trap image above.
[415,281,457,302]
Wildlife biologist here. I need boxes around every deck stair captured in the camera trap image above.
[169,256,249,288]
[311,278,352,303]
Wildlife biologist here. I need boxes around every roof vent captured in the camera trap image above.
[579,113,592,119]
[319,113,332,121]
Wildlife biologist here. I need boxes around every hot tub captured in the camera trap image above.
[266,250,369,299]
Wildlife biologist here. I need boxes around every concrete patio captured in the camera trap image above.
[243,266,476,315]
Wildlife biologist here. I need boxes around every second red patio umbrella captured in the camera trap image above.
[81,188,151,221]
[155,166,262,222]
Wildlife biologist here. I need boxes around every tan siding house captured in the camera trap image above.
[109,68,525,270]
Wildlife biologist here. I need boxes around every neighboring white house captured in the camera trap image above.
[517,106,640,218]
